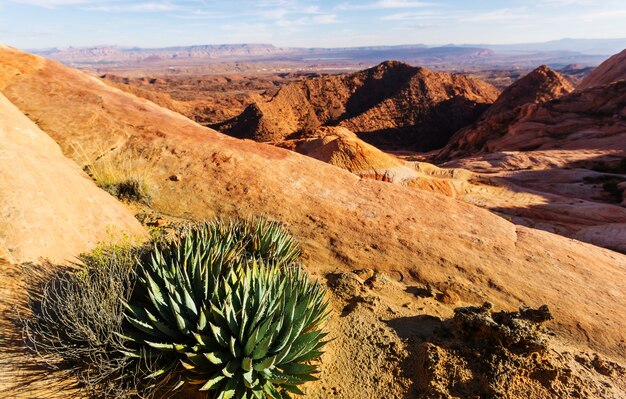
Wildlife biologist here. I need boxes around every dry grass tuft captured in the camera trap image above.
[72,143,158,205]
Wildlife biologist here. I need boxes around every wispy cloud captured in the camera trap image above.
[336,0,433,10]
[251,1,339,28]
[410,23,441,30]
[10,0,97,8]
[172,9,238,20]
[570,8,626,21]
[83,2,184,12]
[275,13,340,27]
[380,10,443,21]
[461,8,533,22]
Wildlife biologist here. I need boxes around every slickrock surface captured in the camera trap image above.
[578,48,626,90]
[0,92,145,264]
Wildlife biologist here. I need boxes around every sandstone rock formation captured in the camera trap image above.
[277,126,420,184]
[0,92,145,264]
[438,65,574,159]
[273,123,626,254]
[214,60,499,151]
[476,81,625,154]
[578,48,626,90]
[429,53,626,253]
[439,51,625,159]
[1,45,625,394]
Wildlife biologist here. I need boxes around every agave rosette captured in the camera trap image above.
[123,220,330,398]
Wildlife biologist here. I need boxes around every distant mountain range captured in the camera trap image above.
[456,38,626,55]
[30,38,625,70]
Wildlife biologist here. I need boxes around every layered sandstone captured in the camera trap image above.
[214,60,499,151]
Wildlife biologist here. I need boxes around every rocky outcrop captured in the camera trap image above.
[438,65,573,159]
[481,80,626,153]
[0,92,145,264]
[214,60,499,151]
[277,126,420,183]
[416,303,625,399]
[578,48,626,90]
[435,70,626,253]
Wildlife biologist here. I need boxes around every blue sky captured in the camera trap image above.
[1,0,625,49]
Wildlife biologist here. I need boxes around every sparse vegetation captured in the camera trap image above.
[23,242,147,398]
[72,143,157,205]
[23,219,329,398]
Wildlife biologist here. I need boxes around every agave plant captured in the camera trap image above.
[123,220,330,398]
[171,218,302,267]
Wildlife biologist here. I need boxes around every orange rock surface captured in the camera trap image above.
[0,91,145,264]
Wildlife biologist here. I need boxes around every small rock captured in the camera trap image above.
[147,217,166,227]
[169,174,181,181]
[353,268,375,281]
[435,290,460,304]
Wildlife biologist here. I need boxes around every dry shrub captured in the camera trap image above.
[22,243,160,398]
[72,143,157,205]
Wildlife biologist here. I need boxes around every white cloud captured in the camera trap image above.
[380,10,443,20]
[172,9,237,20]
[274,13,340,28]
[82,2,183,12]
[461,8,533,22]
[336,0,433,10]
[10,0,97,8]
[252,0,337,28]
[571,9,626,21]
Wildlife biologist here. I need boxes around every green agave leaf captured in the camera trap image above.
[279,362,317,375]
[253,355,276,372]
[216,378,237,399]
[144,307,179,338]
[205,351,231,365]
[243,325,260,356]
[241,357,253,371]
[281,383,304,395]
[199,374,225,391]
[210,322,231,348]
[167,293,191,334]
[252,329,275,360]
[291,350,324,364]
[126,315,159,338]
[184,352,212,367]
[144,340,186,352]
[221,359,240,378]
[266,369,318,384]
[230,336,241,358]
[280,330,326,364]
[262,379,283,399]
[197,305,209,330]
